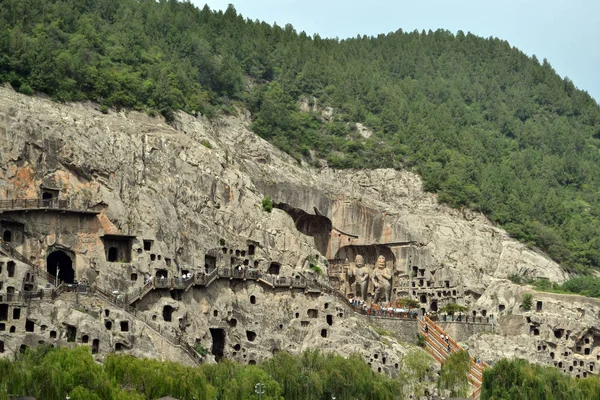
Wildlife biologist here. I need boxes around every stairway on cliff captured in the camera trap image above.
[418,315,488,399]
[0,238,57,286]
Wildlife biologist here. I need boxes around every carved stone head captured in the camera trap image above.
[377,255,386,268]
[355,255,364,267]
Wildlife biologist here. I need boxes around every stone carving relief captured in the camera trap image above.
[372,255,392,304]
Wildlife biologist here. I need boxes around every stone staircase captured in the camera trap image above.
[0,238,57,285]
[418,315,488,399]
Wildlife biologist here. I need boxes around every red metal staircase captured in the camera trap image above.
[418,315,488,399]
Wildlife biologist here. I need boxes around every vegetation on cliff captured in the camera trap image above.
[0,346,429,399]
[2,0,600,272]
[482,358,600,400]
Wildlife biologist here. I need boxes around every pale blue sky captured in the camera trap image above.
[193,0,600,103]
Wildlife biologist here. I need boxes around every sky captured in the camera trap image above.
[192,0,600,103]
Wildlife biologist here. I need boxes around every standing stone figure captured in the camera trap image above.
[372,255,392,304]
[347,255,370,301]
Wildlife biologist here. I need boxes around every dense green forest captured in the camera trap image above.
[482,358,600,400]
[2,0,600,272]
[0,346,436,399]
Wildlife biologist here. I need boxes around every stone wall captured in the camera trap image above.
[356,315,419,344]
[437,321,494,343]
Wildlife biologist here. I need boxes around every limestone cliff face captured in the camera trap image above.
[0,86,594,378]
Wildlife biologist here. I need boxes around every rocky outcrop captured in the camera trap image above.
[0,86,594,380]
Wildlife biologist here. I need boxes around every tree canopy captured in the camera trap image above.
[2,0,600,272]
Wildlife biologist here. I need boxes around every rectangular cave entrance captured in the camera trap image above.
[102,234,134,263]
[210,328,226,362]
[0,304,7,321]
[205,255,216,273]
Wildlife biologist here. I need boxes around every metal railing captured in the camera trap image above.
[0,198,72,210]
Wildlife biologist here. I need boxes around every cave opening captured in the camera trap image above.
[47,250,75,284]
[210,328,226,362]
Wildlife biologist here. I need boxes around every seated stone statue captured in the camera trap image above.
[347,255,369,301]
[372,255,392,304]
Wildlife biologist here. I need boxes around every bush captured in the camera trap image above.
[18,83,33,96]
[261,196,273,213]
[309,264,322,275]
[200,139,213,149]
[439,303,468,315]
[417,334,426,348]
[521,293,533,311]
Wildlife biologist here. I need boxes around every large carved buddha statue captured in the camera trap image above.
[372,255,392,304]
[348,254,370,301]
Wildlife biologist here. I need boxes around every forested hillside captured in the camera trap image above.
[2,0,600,272]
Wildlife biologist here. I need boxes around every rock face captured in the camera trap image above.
[0,86,595,380]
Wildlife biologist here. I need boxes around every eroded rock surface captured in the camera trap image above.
[0,87,595,380]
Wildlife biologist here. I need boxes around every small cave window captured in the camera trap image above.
[50,330,57,338]
[165,258,171,267]
[430,301,438,312]
[0,304,7,321]
[12,308,20,320]
[9,326,15,333]
[308,309,318,318]
[249,359,257,365]
[250,295,256,304]
[445,280,450,288]
[326,315,333,326]
[7,261,15,277]
[92,339,99,354]
[120,321,129,332]
[105,320,112,330]
[295,312,299,318]
[241,251,246,257]
[115,342,124,351]
[233,343,241,351]
[104,309,110,317]
[0,323,4,331]
[324,302,329,309]
[143,240,153,251]
[246,331,257,341]
[321,329,328,338]
[536,301,543,312]
[419,295,427,304]
[163,305,173,322]
[3,230,11,242]
[19,345,28,354]
[25,319,34,332]
[130,273,138,281]
[150,254,156,261]
[554,329,564,339]
[248,244,256,256]
[82,335,89,344]
[499,304,506,312]
[229,318,237,327]
[481,310,487,317]
[268,262,280,275]
[585,348,591,355]
[67,325,77,342]
[0,341,4,353]
[107,247,118,262]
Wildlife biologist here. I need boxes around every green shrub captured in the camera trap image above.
[417,334,426,348]
[261,196,273,213]
[309,264,322,275]
[200,139,213,149]
[521,293,533,311]
[18,83,33,96]
[100,105,109,114]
